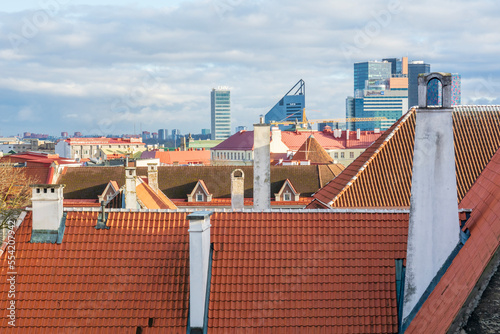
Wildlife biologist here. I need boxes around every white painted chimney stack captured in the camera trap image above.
[231,169,245,210]
[30,184,65,231]
[188,211,213,332]
[124,167,137,209]
[147,163,159,193]
[402,73,459,329]
[253,122,271,210]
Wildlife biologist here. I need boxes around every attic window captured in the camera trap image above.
[196,193,203,202]
[36,188,40,193]
[44,188,47,193]
[284,192,291,201]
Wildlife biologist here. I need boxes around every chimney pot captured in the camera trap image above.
[30,184,65,243]
[231,169,245,210]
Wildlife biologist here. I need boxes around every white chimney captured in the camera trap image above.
[147,163,159,193]
[270,126,289,153]
[31,184,65,231]
[231,169,245,210]
[253,123,271,210]
[345,130,349,140]
[188,211,213,332]
[124,167,137,209]
[356,128,361,140]
[402,73,459,329]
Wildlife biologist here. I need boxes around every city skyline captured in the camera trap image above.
[1,0,499,137]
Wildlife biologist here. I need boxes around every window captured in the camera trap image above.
[350,152,355,158]
[334,152,338,158]
[284,192,291,201]
[196,193,204,202]
[340,152,345,158]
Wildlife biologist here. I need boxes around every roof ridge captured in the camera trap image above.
[327,107,416,207]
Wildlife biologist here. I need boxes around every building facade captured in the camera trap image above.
[210,87,231,140]
[55,137,145,161]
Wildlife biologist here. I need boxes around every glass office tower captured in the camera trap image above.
[408,61,431,107]
[211,87,231,140]
[265,79,305,130]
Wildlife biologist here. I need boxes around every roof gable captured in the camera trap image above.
[291,135,334,163]
[136,178,178,210]
[406,147,500,333]
[187,180,212,202]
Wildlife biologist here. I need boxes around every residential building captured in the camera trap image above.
[210,87,231,140]
[55,137,146,161]
[264,79,305,130]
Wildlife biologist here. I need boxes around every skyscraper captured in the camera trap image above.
[347,57,408,131]
[211,87,231,140]
[264,79,305,130]
[408,61,431,107]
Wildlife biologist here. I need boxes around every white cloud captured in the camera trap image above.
[0,0,499,135]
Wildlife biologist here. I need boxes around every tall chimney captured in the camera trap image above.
[147,163,159,193]
[188,211,213,332]
[356,128,361,140]
[124,167,137,209]
[402,73,459,329]
[231,169,245,210]
[30,184,65,243]
[345,130,349,140]
[253,122,271,210]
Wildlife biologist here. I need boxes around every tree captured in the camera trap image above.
[0,165,33,230]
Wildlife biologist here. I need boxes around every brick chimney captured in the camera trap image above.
[402,73,459,329]
[253,120,271,210]
[231,169,244,210]
[30,184,65,243]
[188,211,213,332]
[147,163,159,193]
[124,167,137,209]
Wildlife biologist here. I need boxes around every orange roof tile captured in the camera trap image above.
[309,106,500,208]
[136,179,177,210]
[0,210,409,333]
[405,147,500,333]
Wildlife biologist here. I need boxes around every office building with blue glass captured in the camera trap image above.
[347,58,409,131]
[211,87,231,140]
[265,80,305,130]
[408,61,431,107]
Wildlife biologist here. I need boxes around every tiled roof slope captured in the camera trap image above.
[309,106,500,208]
[281,130,382,150]
[0,210,409,333]
[406,147,500,333]
[136,179,178,209]
[58,165,344,200]
[0,211,190,333]
[291,135,334,164]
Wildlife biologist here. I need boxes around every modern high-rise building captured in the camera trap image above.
[158,129,168,141]
[211,87,231,140]
[347,57,409,131]
[408,61,431,107]
[264,79,305,130]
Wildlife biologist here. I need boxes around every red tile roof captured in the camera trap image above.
[136,178,178,210]
[309,106,500,208]
[405,147,500,333]
[281,130,383,151]
[212,130,254,150]
[141,150,211,165]
[0,210,409,333]
[64,137,144,145]
[0,152,78,167]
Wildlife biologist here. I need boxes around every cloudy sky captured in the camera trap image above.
[1,0,499,137]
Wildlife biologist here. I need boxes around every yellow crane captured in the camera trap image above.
[268,108,387,126]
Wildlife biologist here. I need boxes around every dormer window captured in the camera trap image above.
[196,193,204,202]
[284,192,291,201]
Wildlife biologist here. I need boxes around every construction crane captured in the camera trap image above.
[268,108,387,127]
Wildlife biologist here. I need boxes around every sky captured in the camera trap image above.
[1,0,499,137]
